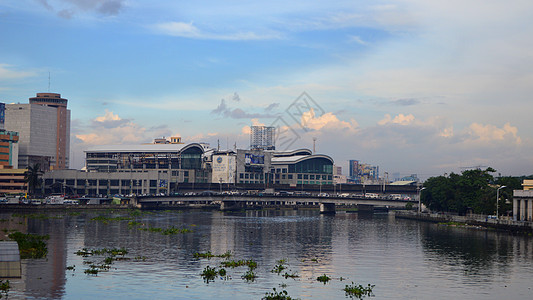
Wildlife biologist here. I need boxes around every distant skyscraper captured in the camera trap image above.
[250,125,275,150]
[5,93,70,170]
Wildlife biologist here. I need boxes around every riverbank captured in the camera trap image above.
[395,211,533,233]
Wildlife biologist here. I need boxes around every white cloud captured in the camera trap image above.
[152,21,281,40]
[465,122,521,145]
[0,64,36,80]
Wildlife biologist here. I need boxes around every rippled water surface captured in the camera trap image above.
[2,209,532,299]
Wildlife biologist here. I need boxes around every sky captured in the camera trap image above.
[1,0,532,179]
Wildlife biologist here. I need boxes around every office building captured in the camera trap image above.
[5,93,70,170]
[250,125,275,150]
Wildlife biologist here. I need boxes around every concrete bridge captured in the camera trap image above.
[134,194,418,213]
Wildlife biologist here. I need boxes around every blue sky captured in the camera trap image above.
[1,0,532,179]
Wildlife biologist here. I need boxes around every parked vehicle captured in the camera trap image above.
[46,194,65,204]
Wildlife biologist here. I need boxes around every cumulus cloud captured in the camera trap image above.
[378,113,415,126]
[464,122,521,144]
[74,110,171,146]
[300,109,358,131]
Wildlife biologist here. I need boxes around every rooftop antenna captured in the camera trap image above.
[312,137,317,154]
[48,71,51,92]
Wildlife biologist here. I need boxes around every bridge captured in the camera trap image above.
[134,194,419,213]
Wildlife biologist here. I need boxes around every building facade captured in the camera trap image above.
[513,180,533,221]
[5,93,70,170]
[0,129,19,169]
[250,125,275,150]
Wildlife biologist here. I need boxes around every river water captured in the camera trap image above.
[1,209,532,299]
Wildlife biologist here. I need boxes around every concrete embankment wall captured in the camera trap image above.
[395,211,533,233]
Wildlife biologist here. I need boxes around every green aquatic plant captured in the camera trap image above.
[271,264,286,274]
[316,274,331,284]
[0,280,10,299]
[200,266,218,283]
[194,251,214,259]
[84,268,99,275]
[220,259,257,269]
[343,282,375,298]
[262,288,296,300]
[8,231,49,259]
[283,272,299,279]
[241,270,257,282]
[90,215,132,224]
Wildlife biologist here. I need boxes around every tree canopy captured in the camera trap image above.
[421,167,512,215]
[24,164,43,197]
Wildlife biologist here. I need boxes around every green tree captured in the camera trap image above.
[24,163,43,197]
[422,167,497,215]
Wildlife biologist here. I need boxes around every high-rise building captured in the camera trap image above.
[5,93,70,170]
[250,125,275,150]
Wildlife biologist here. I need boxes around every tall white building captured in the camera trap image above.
[250,125,275,150]
[5,93,71,170]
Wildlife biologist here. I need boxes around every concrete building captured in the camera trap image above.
[0,129,19,169]
[5,93,70,170]
[0,169,27,194]
[250,125,275,150]
[513,179,533,221]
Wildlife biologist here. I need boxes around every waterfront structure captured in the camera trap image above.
[212,151,236,184]
[513,179,533,221]
[5,93,70,170]
[235,148,333,186]
[42,142,211,195]
[43,141,334,195]
[0,169,27,194]
[250,125,275,150]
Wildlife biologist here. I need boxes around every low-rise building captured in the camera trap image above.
[513,180,533,221]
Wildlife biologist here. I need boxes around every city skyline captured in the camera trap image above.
[1,1,532,179]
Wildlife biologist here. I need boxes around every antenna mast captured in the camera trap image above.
[48,71,51,92]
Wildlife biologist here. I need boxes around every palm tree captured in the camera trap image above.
[24,164,43,197]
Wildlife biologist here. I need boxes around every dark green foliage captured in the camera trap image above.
[343,282,375,298]
[0,280,10,299]
[421,167,507,214]
[262,288,296,300]
[24,163,43,196]
[241,269,256,282]
[200,266,218,283]
[316,274,331,284]
[8,231,49,259]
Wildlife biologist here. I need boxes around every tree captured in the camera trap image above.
[421,167,497,215]
[24,164,43,197]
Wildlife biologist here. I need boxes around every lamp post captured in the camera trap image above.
[496,185,506,219]
[418,187,426,213]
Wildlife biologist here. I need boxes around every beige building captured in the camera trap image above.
[513,179,533,221]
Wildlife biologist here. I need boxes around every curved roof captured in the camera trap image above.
[85,143,207,154]
[271,154,334,165]
[272,149,312,157]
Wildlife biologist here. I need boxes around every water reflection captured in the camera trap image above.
[0,210,532,299]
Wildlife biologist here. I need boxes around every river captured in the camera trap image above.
[1,209,532,299]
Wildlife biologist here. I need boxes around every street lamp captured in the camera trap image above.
[418,187,426,213]
[496,185,506,219]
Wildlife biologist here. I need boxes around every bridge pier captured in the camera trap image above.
[357,204,374,212]
[220,200,247,211]
[319,202,336,214]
